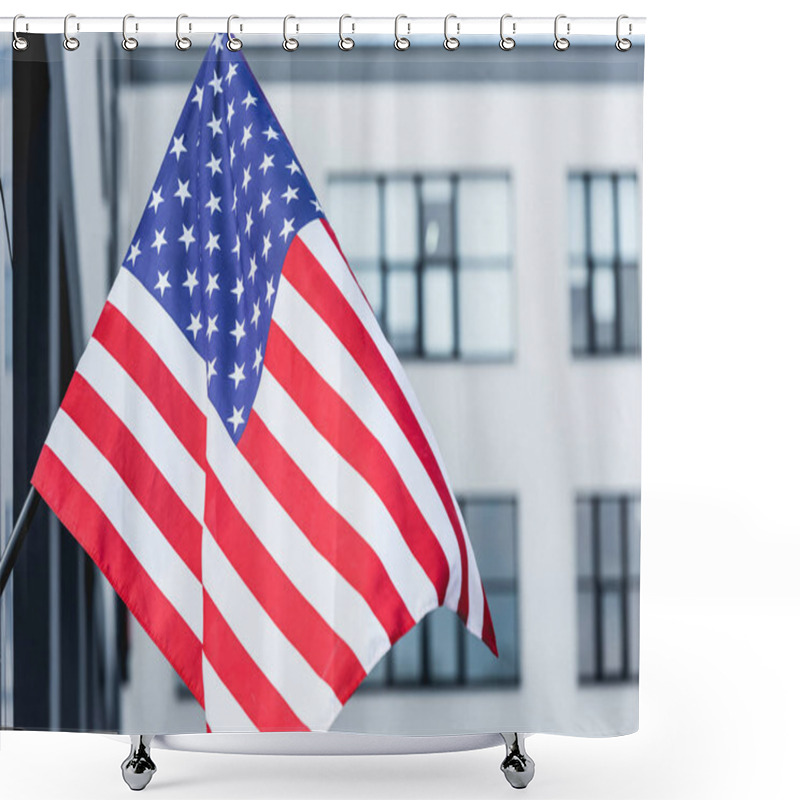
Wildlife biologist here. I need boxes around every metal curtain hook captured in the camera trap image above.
[616,14,632,51]
[554,14,570,51]
[176,14,192,50]
[444,13,460,50]
[500,13,516,50]
[63,13,80,51]
[394,14,410,50]
[122,14,138,51]
[227,15,242,50]
[339,14,355,50]
[12,14,28,51]
[283,15,299,51]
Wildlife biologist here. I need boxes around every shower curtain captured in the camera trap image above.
[0,25,644,739]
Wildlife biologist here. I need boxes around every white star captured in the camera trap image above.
[186,311,202,340]
[232,235,241,258]
[206,153,222,176]
[259,189,272,217]
[228,363,246,390]
[231,276,244,303]
[241,165,252,194]
[310,197,323,213]
[206,314,219,340]
[242,91,258,110]
[126,239,141,266]
[252,345,263,372]
[262,231,272,260]
[248,254,258,282]
[208,69,223,95]
[281,185,299,204]
[151,227,167,254]
[229,142,237,168]
[279,217,295,242]
[211,33,224,53]
[170,134,187,161]
[231,188,238,213]
[191,84,204,110]
[178,224,196,251]
[263,125,279,141]
[149,187,164,213]
[174,178,191,206]
[205,231,220,256]
[286,159,301,175]
[182,268,199,296]
[227,99,236,126]
[205,191,221,215]
[206,113,222,137]
[154,270,171,297]
[259,152,275,175]
[251,298,261,328]
[227,405,245,433]
[225,63,238,85]
[230,319,246,346]
[241,123,253,150]
[244,208,254,237]
[265,276,276,306]
[207,357,217,384]
[205,272,220,297]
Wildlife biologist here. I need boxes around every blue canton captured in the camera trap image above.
[122,34,325,443]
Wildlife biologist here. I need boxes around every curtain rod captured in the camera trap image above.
[0,16,645,37]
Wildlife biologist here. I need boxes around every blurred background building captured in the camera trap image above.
[0,34,642,735]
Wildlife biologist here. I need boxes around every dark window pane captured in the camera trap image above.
[570,260,589,353]
[568,176,586,260]
[384,178,418,262]
[620,264,640,350]
[578,590,596,679]
[421,178,453,260]
[458,262,514,358]
[599,499,623,580]
[428,607,459,683]
[589,176,614,260]
[392,621,423,683]
[466,591,516,682]
[617,176,639,263]
[576,499,594,579]
[627,499,641,578]
[327,180,380,261]
[627,586,640,678]
[457,177,511,260]
[462,499,515,583]
[386,267,418,354]
[601,589,624,676]
[422,267,454,357]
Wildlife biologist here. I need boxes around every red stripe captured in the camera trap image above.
[203,469,367,704]
[31,446,204,707]
[283,236,473,625]
[239,411,415,643]
[203,591,307,732]
[265,323,449,604]
[60,372,202,582]
[93,302,206,468]
[482,590,498,657]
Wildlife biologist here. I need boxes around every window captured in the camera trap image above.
[568,173,640,355]
[327,174,513,360]
[360,497,519,689]
[576,495,640,684]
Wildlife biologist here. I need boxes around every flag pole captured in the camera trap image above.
[0,487,40,598]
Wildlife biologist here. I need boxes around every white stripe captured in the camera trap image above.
[252,371,439,622]
[76,337,205,522]
[202,528,342,730]
[205,409,390,671]
[299,221,485,636]
[45,409,203,639]
[108,267,208,411]
[202,654,257,733]
[272,275,463,606]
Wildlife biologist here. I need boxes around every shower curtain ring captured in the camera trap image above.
[554,14,570,51]
[12,14,28,51]
[122,14,139,51]
[175,14,192,50]
[444,14,460,51]
[227,15,243,51]
[615,15,632,51]
[283,15,299,51]
[394,15,410,50]
[499,14,516,50]
[339,15,355,50]
[63,13,80,51]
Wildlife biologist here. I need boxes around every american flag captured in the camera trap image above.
[32,36,496,732]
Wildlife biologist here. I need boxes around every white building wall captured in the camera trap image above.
[118,72,641,736]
